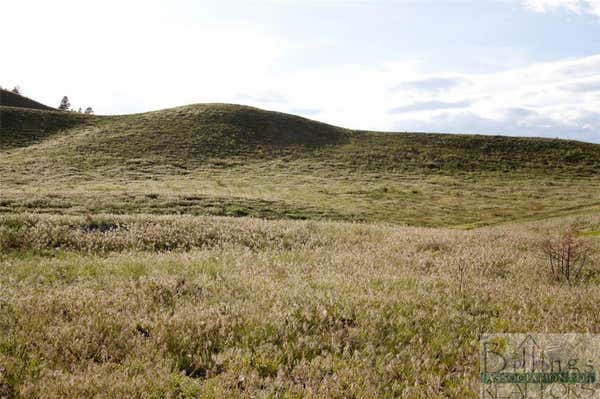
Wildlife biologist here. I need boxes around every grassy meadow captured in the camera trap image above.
[1,104,599,228]
[1,100,600,397]
[1,213,599,398]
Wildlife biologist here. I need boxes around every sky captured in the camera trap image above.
[1,0,600,143]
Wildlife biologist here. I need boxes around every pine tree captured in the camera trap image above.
[59,96,70,111]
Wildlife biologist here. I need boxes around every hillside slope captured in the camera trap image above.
[1,103,599,227]
[0,89,55,111]
[2,103,598,172]
[0,106,91,149]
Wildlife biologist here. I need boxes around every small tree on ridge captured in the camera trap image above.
[59,96,70,111]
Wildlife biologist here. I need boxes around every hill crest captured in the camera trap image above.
[1,102,598,175]
[1,101,599,227]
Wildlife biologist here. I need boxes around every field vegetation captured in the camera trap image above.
[1,104,599,228]
[0,100,599,397]
[0,213,599,398]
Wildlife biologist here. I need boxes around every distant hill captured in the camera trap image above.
[1,102,598,173]
[0,103,349,153]
[0,104,89,149]
[1,102,599,227]
[0,89,54,111]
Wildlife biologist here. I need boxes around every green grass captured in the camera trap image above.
[578,230,600,237]
[1,103,599,227]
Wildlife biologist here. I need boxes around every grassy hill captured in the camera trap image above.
[0,89,55,111]
[1,103,599,227]
[1,101,599,398]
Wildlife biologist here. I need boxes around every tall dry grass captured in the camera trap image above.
[0,213,598,398]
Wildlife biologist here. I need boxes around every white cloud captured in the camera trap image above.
[256,54,600,142]
[382,55,600,142]
[522,0,600,16]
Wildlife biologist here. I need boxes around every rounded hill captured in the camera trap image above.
[1,101,599,227]
[136,103,350,147]
[1,102,599,176]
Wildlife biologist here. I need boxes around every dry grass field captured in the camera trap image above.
[1,213,599,398]
[1,97,599,397]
